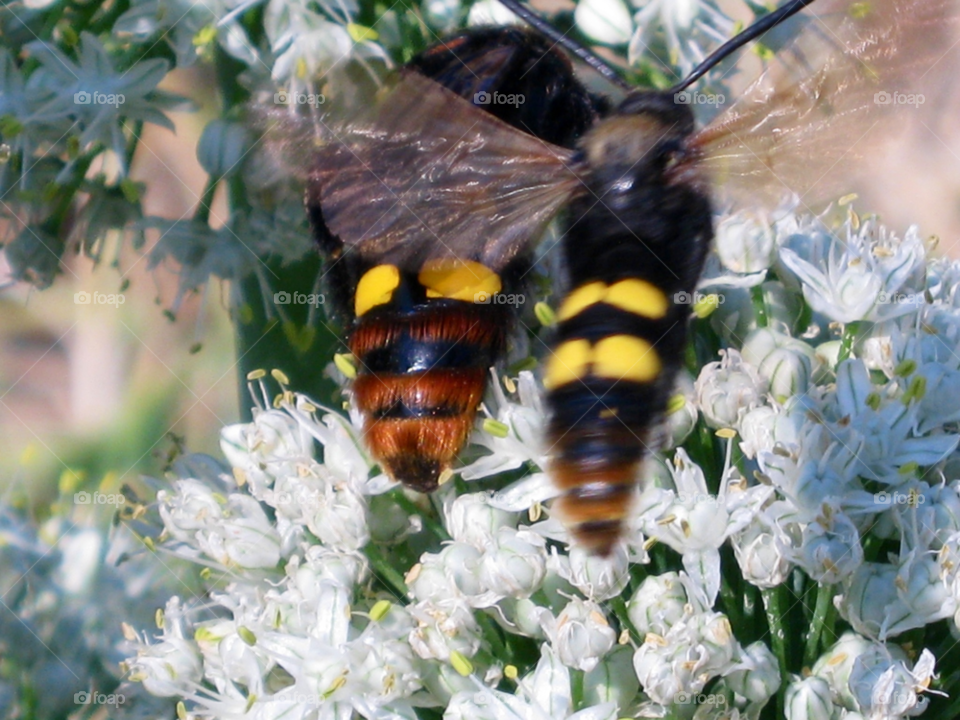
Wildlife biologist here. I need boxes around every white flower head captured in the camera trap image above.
[559,543,630,602]
[778,218,926,324]
[479,527,548,599]
[725,641,781,705]
[695,349,767,429]
[127,597,203,697]
[626,571,692,637]
[633,610,740,706]
[543,598,617,672]
[445,491,519,550]
[785,676,834,720]
[716,211,777,274]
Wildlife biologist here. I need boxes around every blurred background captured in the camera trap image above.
[0,67,235,513]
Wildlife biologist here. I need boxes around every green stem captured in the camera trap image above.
[363,543,408,599]
[194,175,220,224]
[837,321,862,365]
[475,611,507,659]
[803,583,835,668]
[750,285,769,328]
[391,490,450,541]
[762,585,789,716]
[609,595,639,643]
[720,567,743,630]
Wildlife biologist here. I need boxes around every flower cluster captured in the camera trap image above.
[122,204,960,719]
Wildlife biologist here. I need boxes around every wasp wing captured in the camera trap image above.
[692,0,960,209]
[295,70,581,271]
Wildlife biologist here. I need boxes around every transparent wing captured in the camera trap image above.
[260,70,581,271]
[692,0,960,209]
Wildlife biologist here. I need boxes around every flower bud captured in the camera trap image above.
[582,645,640,708]
[445,492,518,550]
[626,572,688,637]
[798,509,863,583]
[725,641,781,704]
[742,329,815,402]
[785,676,834,720]
[562,544,629,601]
[695,349,766,429]
[479,527,547,598]
[197,119,251,178]
[544,598,616,672]
[716,212,776,273]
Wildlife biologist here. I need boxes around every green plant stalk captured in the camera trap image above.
[838,321,862,364]
[762,585,789,717]
[751,284,769,328]
[803,583,835,668]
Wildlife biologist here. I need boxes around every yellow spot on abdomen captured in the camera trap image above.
[418,258,501,301]
[544,339,592,390]
[355,264,401,316]
[557,278,669,322]
[605,279,669,319]
[593,335,661,382]
[557,282,606,321]
[544,335,661,389]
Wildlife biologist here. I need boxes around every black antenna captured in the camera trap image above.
[496,0,634,91]
[670,0,819,93]
[498,0,820,95]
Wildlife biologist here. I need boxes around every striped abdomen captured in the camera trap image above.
[545,102,713,554]
[348,261,510,493]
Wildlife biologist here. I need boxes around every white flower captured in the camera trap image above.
[778,219,926,324]
[627,0,737,76]
[461,371,547,481]
[797,506,863,584]
[576,0,634,45]
[730,502,796,588]
[812,632,877,710]
[848,646,937,720]
[558,544,630,602]
[543,598,616,672]
[638,448,772,603]
[445,492,518,550]
[583,646,640,708]
[479,527,548,599]
[127,598,203,697]
[741,328,816,403]
[446,644,618,720]
[716,211,777,274]
[725,641,781,705]
[785,676,834,720]
[695,349,766,429]
[633,611,740,706]
[409,597,482,661]
[626,571,691,637]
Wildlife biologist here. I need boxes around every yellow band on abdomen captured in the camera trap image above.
[557,278,669,322]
